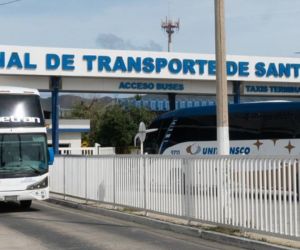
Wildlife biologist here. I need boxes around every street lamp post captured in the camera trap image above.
[134,122,158,155]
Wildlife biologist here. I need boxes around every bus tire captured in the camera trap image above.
[20,200,32,209]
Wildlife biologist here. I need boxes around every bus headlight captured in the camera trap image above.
[26,177,48,190]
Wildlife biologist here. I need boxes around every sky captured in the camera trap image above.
[1,0,300,99]
[1,0,300,58]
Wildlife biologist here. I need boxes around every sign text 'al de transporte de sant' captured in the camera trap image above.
[1,45,300,84]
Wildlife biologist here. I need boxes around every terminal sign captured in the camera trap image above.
[244,84,300,96]
[1,45,300,83]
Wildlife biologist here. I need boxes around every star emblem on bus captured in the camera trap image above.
[253,140,263,150]
[285,141,295,154]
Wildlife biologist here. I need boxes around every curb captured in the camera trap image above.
[200,231,295,250]
[46,198,297,250]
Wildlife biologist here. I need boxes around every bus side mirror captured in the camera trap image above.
[48,147,54,166]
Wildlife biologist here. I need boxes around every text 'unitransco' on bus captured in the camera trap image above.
[0,87,54,209]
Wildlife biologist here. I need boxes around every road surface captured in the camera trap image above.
[0,201,245,250]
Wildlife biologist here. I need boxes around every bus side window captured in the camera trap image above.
[144,118,173,154]
[260,111,296,139]
[180,116,216,141]
[295,111,300,138]
[160,116,217,153]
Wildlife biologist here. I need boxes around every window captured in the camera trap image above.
[160,116,216,153]
[0,94,44,127]
[230,112,261,140]
[0,134,48,178]
[260,111,300,139]
[144,118,173,154]
[229,110,300,140]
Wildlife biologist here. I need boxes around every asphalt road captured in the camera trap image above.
[0,201,245,250]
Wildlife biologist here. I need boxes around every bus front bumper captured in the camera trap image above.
[0,187,49,202]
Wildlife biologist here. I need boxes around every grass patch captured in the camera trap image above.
[208,226,240,235]
[120,207,140,213]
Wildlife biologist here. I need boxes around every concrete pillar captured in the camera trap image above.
[215,0,229,155]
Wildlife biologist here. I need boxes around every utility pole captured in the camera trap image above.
[214,0,229,155]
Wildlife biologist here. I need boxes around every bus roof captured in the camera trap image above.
[0,86,39,95]
[157,101,300,121]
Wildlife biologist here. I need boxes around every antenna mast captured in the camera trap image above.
[161,17,180,52]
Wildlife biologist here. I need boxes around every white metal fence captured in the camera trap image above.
[49,155,300,239]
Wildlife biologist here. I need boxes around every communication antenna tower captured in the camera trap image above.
[161,16,180,52]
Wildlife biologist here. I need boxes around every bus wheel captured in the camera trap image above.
[20,200,32,210]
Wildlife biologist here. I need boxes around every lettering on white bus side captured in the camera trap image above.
[0,116,41,123]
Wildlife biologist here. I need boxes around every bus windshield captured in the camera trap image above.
[0,134,48,178]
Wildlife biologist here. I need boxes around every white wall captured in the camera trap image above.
[46,119,90,148]
[47,132,82,148]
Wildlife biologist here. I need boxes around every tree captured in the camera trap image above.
[70,99,100,119]
[134,94,142,101]
[70,99,106,146]
[69,99,156,152]
[95,105,155,154]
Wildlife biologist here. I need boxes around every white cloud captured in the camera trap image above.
[96,33,162,51]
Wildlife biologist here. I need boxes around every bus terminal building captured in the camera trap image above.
[0,45,300,153]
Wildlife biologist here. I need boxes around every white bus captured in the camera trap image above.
[144,101,300,156]
[0,87,54,209]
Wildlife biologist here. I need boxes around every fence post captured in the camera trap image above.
[220,158,225,223]
[63,156,66,200]
[225,158,232,224]
[113,156,116,206]
[85,156,88,204]
[143,156,147,215]
[297,157,300,237]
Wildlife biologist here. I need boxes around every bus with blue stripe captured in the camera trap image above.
[144,101,300,156]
